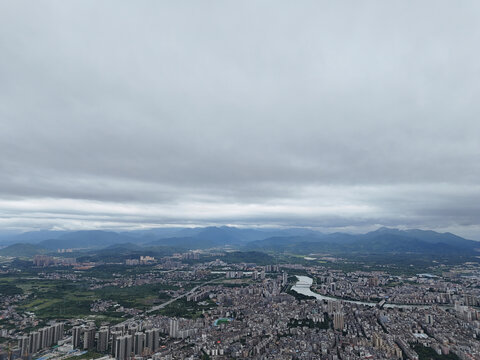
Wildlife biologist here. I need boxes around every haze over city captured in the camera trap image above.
[1,1,479,238]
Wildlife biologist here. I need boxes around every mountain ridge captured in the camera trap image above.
[0,226,478,257]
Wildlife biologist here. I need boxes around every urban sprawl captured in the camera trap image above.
[1,251,480,359]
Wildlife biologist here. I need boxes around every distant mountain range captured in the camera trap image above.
[0,243,48,257]
[0,226,478,257]
[246,227,480,255]
[0,226,319,250]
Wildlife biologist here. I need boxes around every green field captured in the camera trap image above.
[412,343,460,360]
[94,283,175,309]
[153,298,217,319]
[5,277,175,321]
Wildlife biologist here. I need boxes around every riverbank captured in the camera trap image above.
[290,275,438,309]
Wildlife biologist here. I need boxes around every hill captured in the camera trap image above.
[246,227,479,255]
[145,226,322,249]
[0,230,68,245]
[0,243,48,257]
[38,230,135,250]
[1,226,478,257]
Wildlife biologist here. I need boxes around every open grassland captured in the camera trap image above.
[152,298,217,319]
[4,276,175,321]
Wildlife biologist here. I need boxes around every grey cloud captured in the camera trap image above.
[0,1,480,237]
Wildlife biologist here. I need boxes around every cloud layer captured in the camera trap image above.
[1,1,480,237]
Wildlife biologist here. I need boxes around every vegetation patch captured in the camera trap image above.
[0,283,23,295]
[411,344,460,360]
[288,316,330,330]
[154,298,216,319]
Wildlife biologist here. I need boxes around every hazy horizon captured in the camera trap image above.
[0,225,478,243]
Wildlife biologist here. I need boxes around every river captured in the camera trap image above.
[291,275,432,309]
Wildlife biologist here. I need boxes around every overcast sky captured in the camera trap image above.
[1,1,479,238]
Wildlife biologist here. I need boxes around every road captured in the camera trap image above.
[146,277,221,313]
[117,277,220,326]
[147,283,201,313]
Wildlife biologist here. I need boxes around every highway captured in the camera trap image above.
[117,277,220,326]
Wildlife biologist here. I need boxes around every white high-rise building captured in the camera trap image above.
[114,336,126,360]
[134,332,145,355]
[83,326,96,350]
[169,318,179,338]
[333,311,344,331]
[110,331,122,355]
[97,327,109,352]
[72,326,82,349]
[125,334,133,359]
